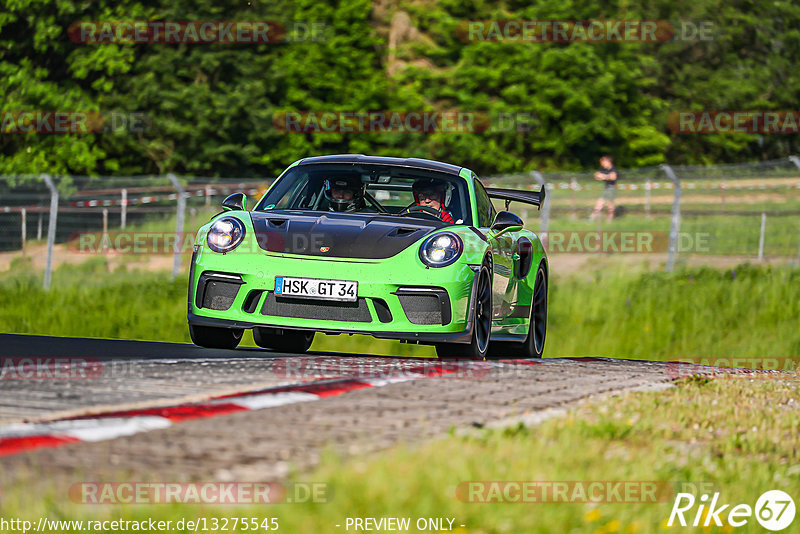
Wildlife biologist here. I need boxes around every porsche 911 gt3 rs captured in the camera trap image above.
[187,154,547,359]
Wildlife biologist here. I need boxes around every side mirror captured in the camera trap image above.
[491,211,524,235]
[222,193,247,211]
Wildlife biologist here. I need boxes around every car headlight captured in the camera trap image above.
[207,217,245,253]
[419,232,463,268]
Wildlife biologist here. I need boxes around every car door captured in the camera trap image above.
[473,177,513,323]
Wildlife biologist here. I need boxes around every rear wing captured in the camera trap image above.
[485,187,546,211]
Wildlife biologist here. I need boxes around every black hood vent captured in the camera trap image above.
[250,211,443,259]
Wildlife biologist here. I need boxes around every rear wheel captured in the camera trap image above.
[435,263,491,360]
[487,262,547,359]
[525,263,548,358]
[253,327,315,354]
[189,324,243,350]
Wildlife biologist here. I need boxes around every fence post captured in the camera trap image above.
[792,158,800,265]
[167,174,185,280]
[20,208,26,252]
[661,164,681,272]
[121,188,127,229]
[102,208,110,252]
[758,212,766,263]
[645,179,651,219]
[530,171,549,248]
[569,177,577,219]
[37,212,42,240]
[41,174,58,289]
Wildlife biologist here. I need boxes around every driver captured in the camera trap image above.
[323,175,366,212]
[410,178,454,223]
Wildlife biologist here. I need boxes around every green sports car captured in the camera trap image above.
[187,154,547,359]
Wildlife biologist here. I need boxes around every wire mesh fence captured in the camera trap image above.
[1,158,799,288]
[0,174,273,286]
[484,158,800,269]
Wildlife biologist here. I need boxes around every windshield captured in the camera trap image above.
[254,164,472,225]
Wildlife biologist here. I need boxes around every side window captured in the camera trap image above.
[474,178,495,228]
[272,173,310,209]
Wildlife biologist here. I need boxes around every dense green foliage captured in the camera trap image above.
[1,0,799,174]
[2,259,797,359]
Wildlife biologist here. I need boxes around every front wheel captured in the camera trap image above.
[487,262,547,360]
[189,324,243,350]
[253,327,315,354]
[435,263,491,359]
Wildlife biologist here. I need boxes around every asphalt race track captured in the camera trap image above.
[0,333,746,490]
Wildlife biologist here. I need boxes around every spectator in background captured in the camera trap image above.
[590,155,618,221]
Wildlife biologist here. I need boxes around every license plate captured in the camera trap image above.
[274,276,358,302]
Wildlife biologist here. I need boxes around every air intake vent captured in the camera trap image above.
[242,290,265,313]
[202,281,240,311]
[394,288,451,325]
[196,272,244,311]
[390,227,419,237]
[372,298,393,323]
[261,293,372,322]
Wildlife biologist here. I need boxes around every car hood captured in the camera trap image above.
[249,211,444,259]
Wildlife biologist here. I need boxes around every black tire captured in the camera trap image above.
[189,324,243,350]
[253,327,315,354]
[487,262,547,359]
[435,263,491,360]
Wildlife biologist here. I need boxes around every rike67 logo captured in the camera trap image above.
[668,490,795,531]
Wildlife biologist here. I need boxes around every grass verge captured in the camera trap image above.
[1,260,799,360]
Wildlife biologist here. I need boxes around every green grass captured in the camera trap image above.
[2,259,799,360]
[548,263,800,359]
[530,212,800,258]
[3,378,798,533]
[0,256,434,356]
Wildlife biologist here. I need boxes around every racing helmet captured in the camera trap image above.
[324,175,365,212]
[412,178,450,206]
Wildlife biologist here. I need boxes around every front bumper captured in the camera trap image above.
[188,245,479,344]
[187,313,473,344]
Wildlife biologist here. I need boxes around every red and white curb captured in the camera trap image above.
[0,357,784,458]
[0,359,502,458]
